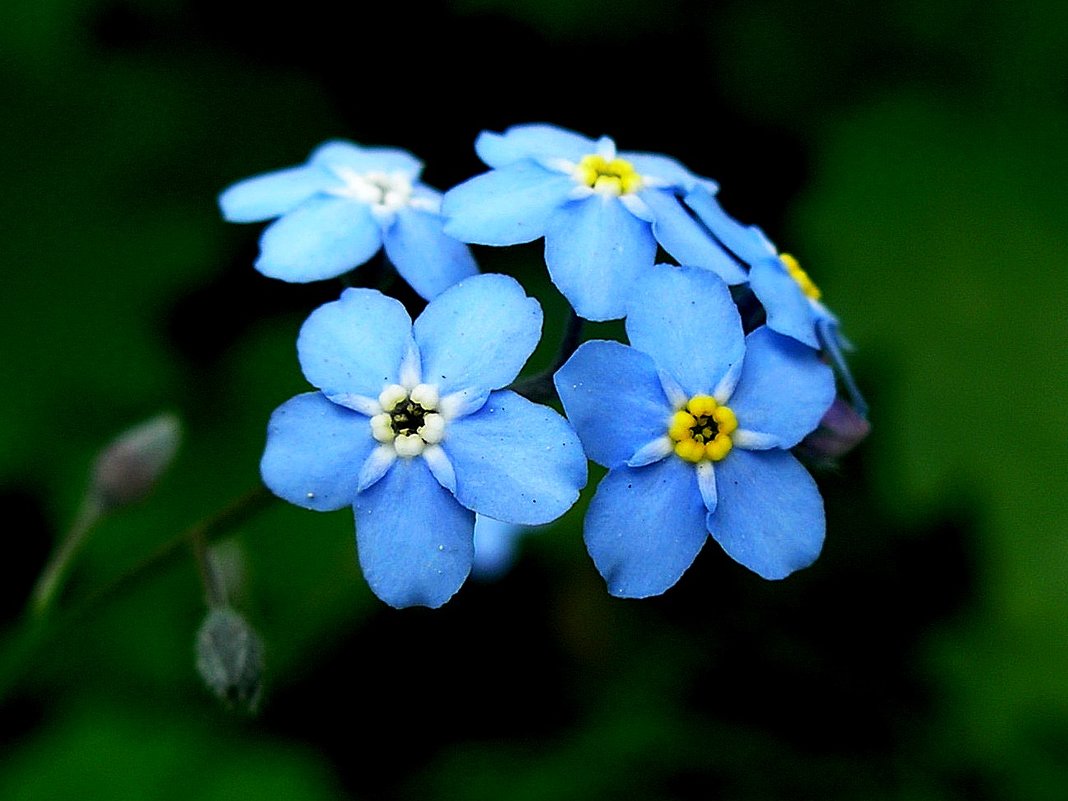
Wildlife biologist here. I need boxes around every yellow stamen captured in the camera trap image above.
[780,253,822,301]
[667,395,737,463]
[574,153,642,195]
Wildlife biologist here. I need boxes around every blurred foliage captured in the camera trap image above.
[1,0,1067,799]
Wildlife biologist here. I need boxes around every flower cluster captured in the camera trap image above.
[219,123,868,608]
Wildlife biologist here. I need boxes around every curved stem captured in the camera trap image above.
[28,494,103,620]
[510,310,583,404]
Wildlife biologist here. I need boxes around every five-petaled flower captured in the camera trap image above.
[219,139,478,299]
[554,264,836,597]
[441,123,746,321]
[261,273,587,608]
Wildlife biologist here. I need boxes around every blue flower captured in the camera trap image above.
[441,123,745,321]
[684,184,867,416]
[260,273,587,608]
[219,140,478,299]
[554,264,836,597]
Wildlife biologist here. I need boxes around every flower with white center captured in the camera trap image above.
[218,139,478,299]
[684,184,867,417]
[259,273,587,609]
[440,123,745,321]
[554,264,836,598]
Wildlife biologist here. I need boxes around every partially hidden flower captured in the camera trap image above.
[260,273,587,608]
[685,184,867,417]
[219,140,478,299]
[554,264,835,598]
[471,515,534,581]
[441,123,745,321]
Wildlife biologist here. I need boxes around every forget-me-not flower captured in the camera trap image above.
[260,273,587,608]
[219,139,478,299]
[554,264,836,597]
[441,123,745,321]
[685,185,867,416]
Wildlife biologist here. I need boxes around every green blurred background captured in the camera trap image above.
[2,0,1067,798]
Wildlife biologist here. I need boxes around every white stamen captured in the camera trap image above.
[378,384,408,411]
[438,388,490,420]
[370,413,394,443]
[594,136,617,160]
[327,393,382,416]
[409,383,439,410]
[627,436,673,467]
[398,342,422,389]
[328,167,414,212]
[418,413,445,444]
[393,434,425,458]
[732,430,780,450]
[713,360,744,404]
[358,445,397,492]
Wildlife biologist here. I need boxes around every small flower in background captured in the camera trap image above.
[91,412,182,509]
[195,606,264,713]
[555,264,835,598]
[441,123,745,321]
[685,185,868,419]
[260,273,587,609]
[218,140,478,299]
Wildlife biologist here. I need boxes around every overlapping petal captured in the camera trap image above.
[444,391,586,525]
[260,393,375,512]
[475,124,594,169]
[584,458,709,598]
[706,449,824,579]
[354,457,475,609]
[749,258,819,348]
[640,189,747,284]
[219,165,330,223]
[554,340,671,469]
[413,273,541,395]
[625,264,745,395]
[683,185,773,264]
[297,288,414,398]
[626,152,704,192]
[382,207,479,300]
[544,194,657,321]
[255,196,382,282]
[442,162,576,245]
[726,327,835,448]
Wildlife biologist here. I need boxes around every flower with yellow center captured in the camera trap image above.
[779,253,822,301]
[573,154,643,196]
[667,395,738,463]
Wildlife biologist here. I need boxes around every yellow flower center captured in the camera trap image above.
[780,253,822,301]
[667,395,737,463]
[573,154,643,196]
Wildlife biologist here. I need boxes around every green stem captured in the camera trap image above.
[510,310,583,404]
[28,494,104,620]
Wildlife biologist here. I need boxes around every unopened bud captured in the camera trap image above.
[798,396,871,465]
[195,606,263,712]
[91,413,181,508]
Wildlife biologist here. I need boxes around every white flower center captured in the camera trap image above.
[329,167,413,212]
[369,383,445,458]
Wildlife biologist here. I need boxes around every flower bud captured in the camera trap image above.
[91,413,181,509]
[798,396,871,464]
[195,606,263,712]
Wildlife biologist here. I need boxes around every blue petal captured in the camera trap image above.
[441,162,575,245]
[382,207,480,300]
[749,258,819,348]
[297,288,414,398]
[354,456,474,608]
[471,515,527,580]
[554,340,672,469]
[625,151,703,191]
[260,392,375,512]
[683,185,773,264]
[310,140,423,178]
[219,164,331,223]
[256,196,382,282]
[584,458,709,598]
[475,123,595,168]
[544,195,657,321]
[640,189,747,284]
[727,326,835,448]
[624,264,745,396]
[414,273,541,395]
[443,390,586,525]
[706,449,824,579]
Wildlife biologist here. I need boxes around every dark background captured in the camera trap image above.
[2,0,1067,798]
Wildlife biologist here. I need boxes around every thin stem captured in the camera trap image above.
[28,494,104,620]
